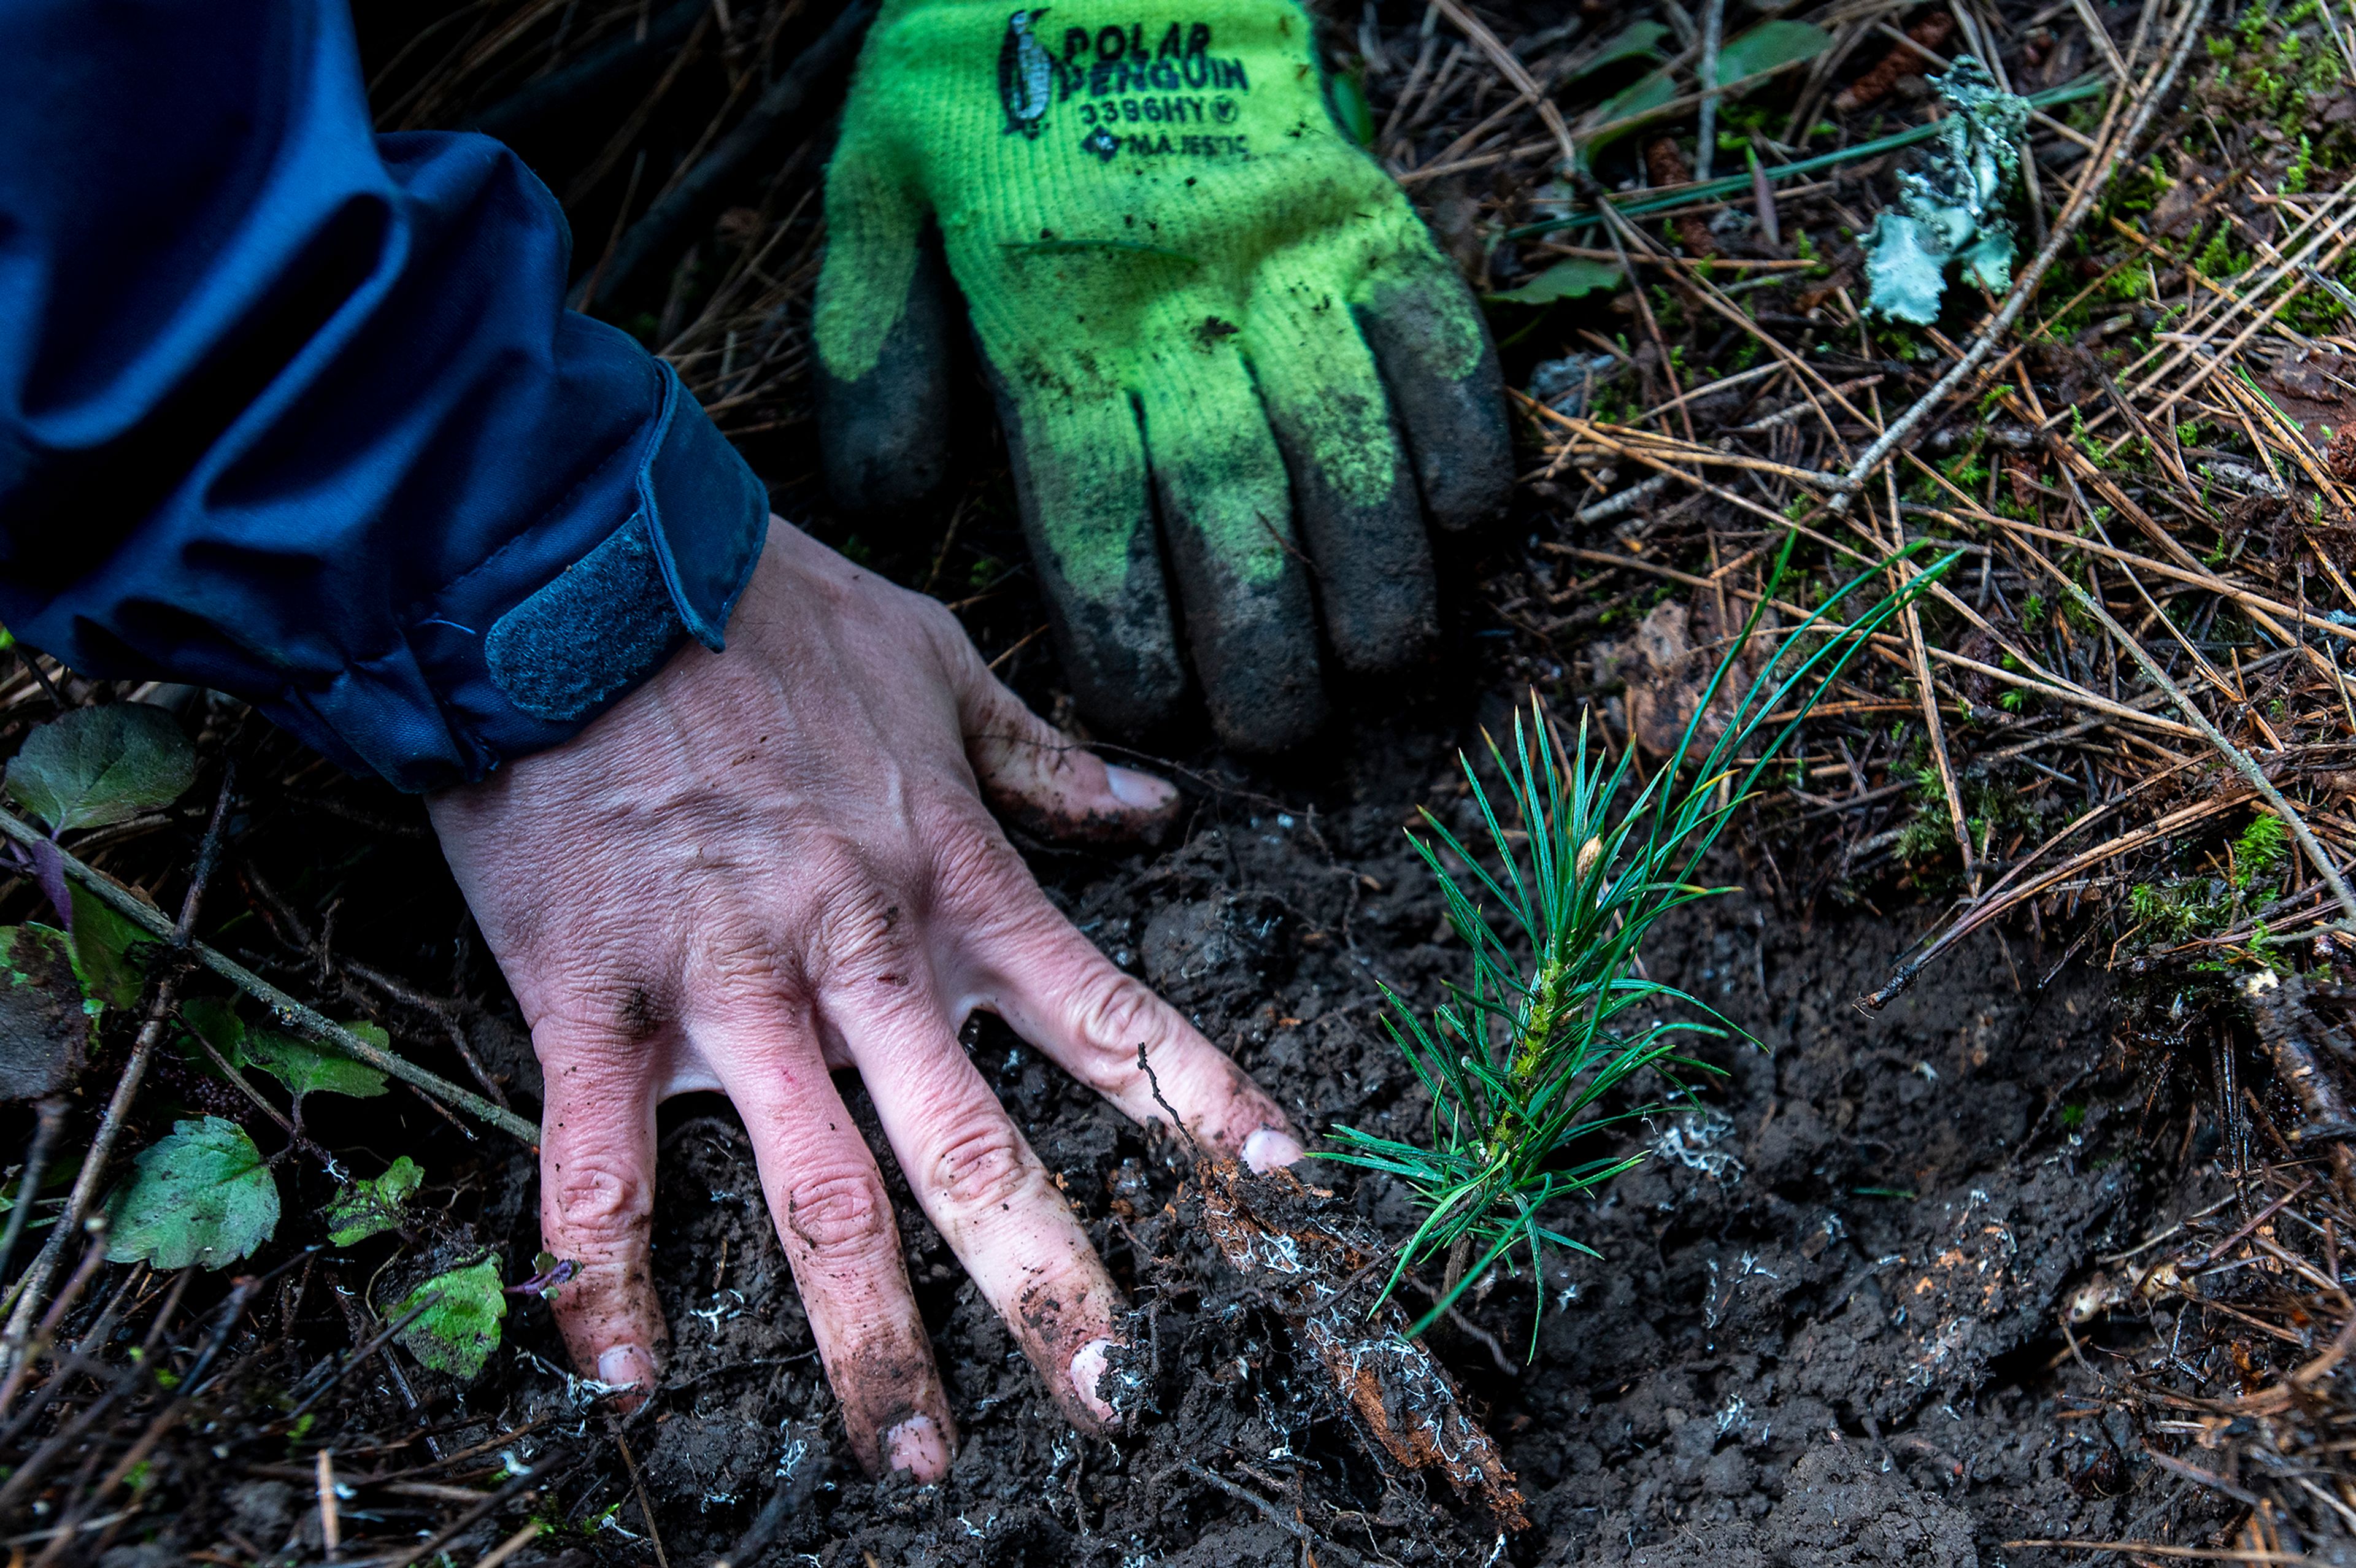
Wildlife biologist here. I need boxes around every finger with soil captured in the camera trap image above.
[829,967,1131,1435]
[694,1007,958,1479]
[946,636,1183,844]
[952,882,1304,1167]
[534,1021,671,1411]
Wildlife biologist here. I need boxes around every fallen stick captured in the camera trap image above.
[0,805,537,1147]
[577,1,877,309]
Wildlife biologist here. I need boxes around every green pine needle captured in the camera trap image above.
[1325,532,1957,1355]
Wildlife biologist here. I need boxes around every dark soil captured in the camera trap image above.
[17,593,2245,1568]
[433,710,2210,1568]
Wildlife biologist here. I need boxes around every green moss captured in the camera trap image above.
[2130,878,2231,940]
[2233,810,2289,886]
[2195,228,2246,280]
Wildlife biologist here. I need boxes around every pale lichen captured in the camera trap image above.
[1864,56,2031,323]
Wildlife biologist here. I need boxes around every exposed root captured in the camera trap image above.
[1193,1158,1528,1531]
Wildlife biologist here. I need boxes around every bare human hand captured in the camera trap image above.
[427,520,1303,1477]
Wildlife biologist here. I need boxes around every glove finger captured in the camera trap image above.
[1250,273,1437,675]
[988,368,1187,739]
[816,221,957,515]
[1355,251,1514,531]
[1138,344,1325,753]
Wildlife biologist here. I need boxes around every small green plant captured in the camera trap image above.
[106,1117,280,1272]
[2129,878,2231,942]
[2233,810,2289,887]
[326,1156,425,1247]
[2195,228,2245,280]
[393,1256,509,1380]
[1326,538,1955,1346]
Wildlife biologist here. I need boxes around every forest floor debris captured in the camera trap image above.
[12,0,2356,1560]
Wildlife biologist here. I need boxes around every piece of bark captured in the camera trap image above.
[1832,12,1956,113]
[1646,137,1721,258]
[2248,973,2356,1208]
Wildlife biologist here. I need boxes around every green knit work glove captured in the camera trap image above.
[813,0,1510,750]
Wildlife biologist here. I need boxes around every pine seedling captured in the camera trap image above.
[1326,537,1956,1351]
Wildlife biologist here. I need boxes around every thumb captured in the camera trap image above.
[951,650,1180,844]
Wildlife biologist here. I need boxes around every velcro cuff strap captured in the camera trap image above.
[640,359,770,651]
[483,362,768,723]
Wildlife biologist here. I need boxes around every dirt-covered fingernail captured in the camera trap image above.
[597,1345,655,1393]
[1105,764,1178,812]
[1070,1337,1118,1423]
[885,1414,950,1479]
[1244,1128,1305,1172]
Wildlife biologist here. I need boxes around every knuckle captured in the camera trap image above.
[546,1154,653,1253]
[811,859,908,965]
[911,591,972,655]
[1066,966,1172,1094]
[531,974,666,1054]
[931,818,1028,909]
[693,920,791,1007]
[783,1169,896,1259]
[928,1115,1042,1216]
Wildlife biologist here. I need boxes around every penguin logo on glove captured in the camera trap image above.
[998,9,1053,137]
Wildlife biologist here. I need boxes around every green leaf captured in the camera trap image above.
[1578,66,1678,167]
[1565,20,1669,82]
[240,1023,388,1102]
[1715,20,1831,82]
[181,995,244,1051]
[66,883,151,1013]
[3,703,196,836]
[0,924,88,1100]
[106,1117,279,1270]
[1591,65,1678,131]
[394,1257,507,1380]
[1491,256,1624,304]
[326,1156,423,1247]
[1577,20,1829,169]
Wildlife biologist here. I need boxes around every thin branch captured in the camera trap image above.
[0,805,537,1147]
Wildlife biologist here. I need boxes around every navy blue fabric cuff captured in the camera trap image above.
[287,361,769,791]
[482,365,768,723]
[0,0,769,796]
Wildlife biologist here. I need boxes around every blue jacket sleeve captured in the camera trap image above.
[0,0,769,791]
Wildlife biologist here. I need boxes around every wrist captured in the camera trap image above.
[322,355,768,791]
